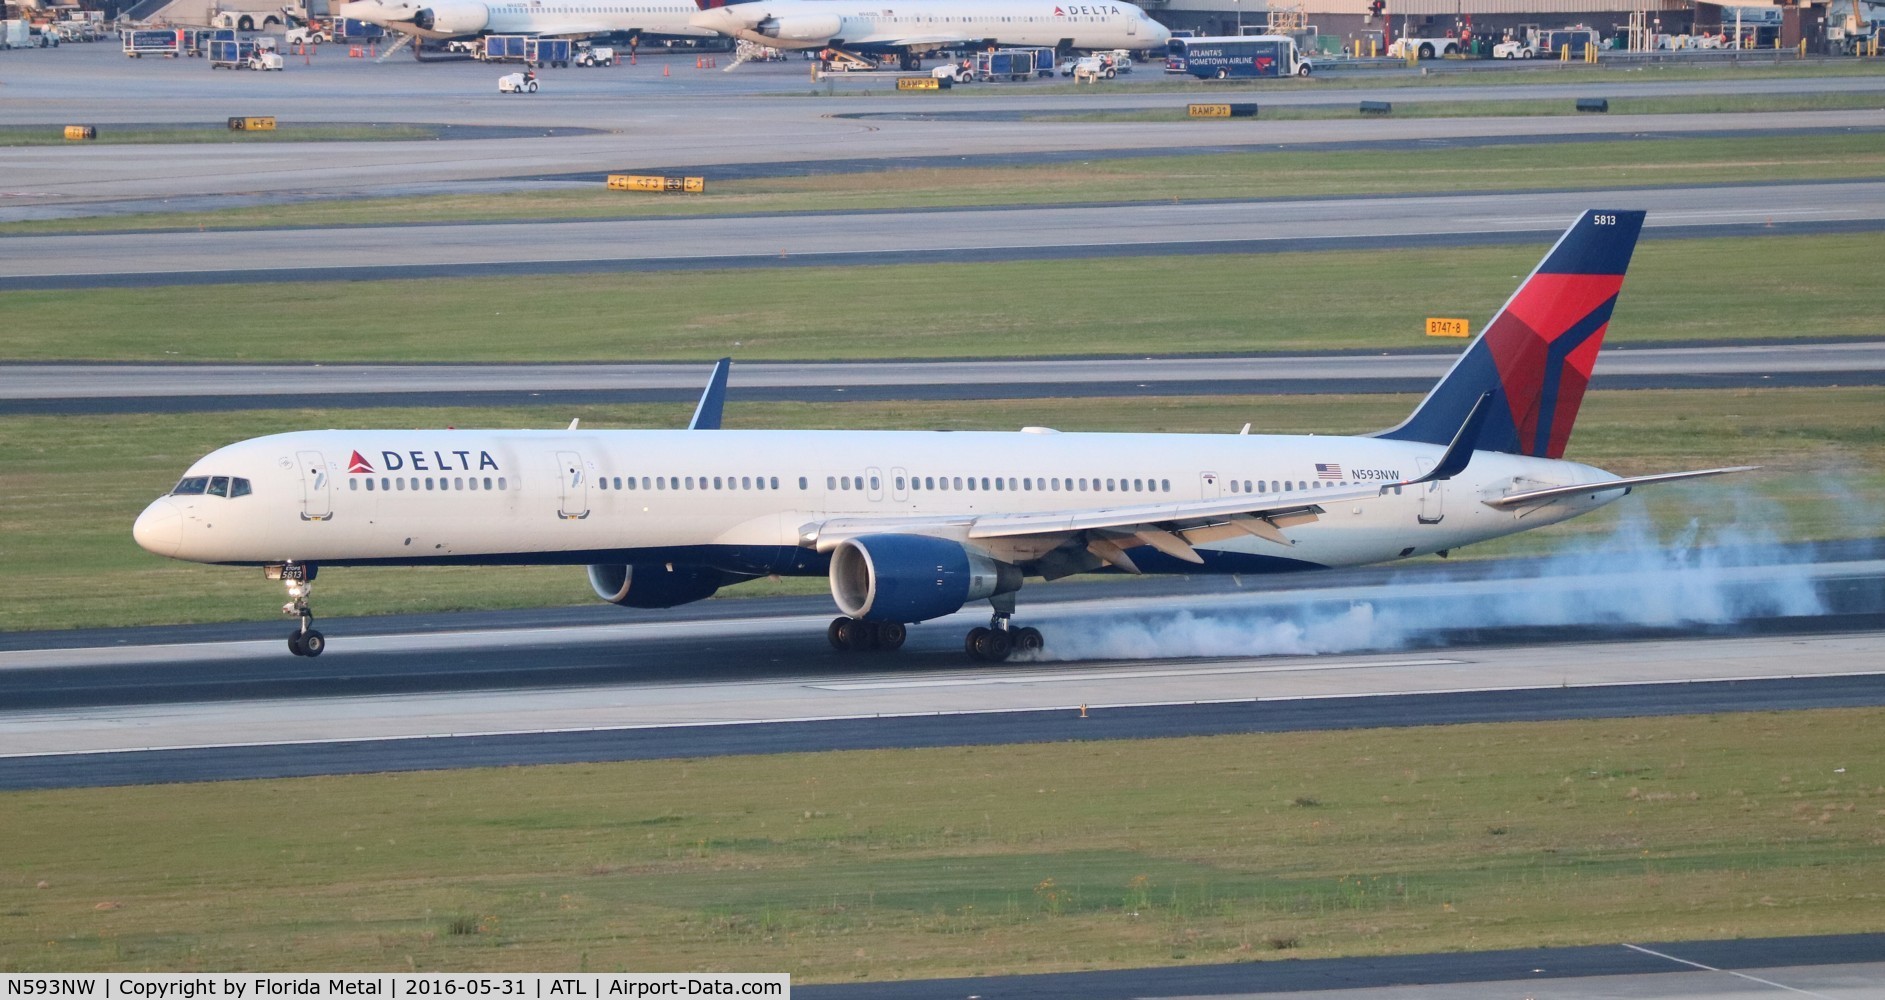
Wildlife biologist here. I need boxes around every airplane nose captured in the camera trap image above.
[133,498,183,558]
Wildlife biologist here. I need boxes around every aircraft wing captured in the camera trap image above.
[1482,466,1757,509]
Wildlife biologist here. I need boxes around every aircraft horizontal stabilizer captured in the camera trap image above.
[1483,466,1758,509]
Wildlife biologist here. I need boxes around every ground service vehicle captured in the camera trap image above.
[526,36,570,66]
[974,49,1036,81]
[1387,35,1461,58]
[498,70,539,92]
[3,19,33,48]
[483,34,527,61]
[932,59,974,83]
[123,28,183,56]
[1166,35,1311,78]
[575,44,615,66]
[209,38,258,67]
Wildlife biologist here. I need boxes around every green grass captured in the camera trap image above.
[3,133,1880,234]
[1040,90,1885,121]
[3,709,1882,974]
[0,124,447,147]
[3,387,1879,633]
[3,232,1881,362]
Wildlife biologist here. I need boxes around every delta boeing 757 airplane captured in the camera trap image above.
[134,211,1747,661]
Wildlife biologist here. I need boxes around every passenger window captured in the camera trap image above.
[742,476,751,489]
[770,477,780,490]
[981,477,990,490]
[425,477,435,490]
[366,479,376,492]
[1134,478,1143,492]
[953,477,963,490]
[926,477,935,490]
[349,479,358,491]
[484,477,493,490]
[994,478,1004,491]
[468,478,478,491]
[207,476,230,497]
[967,478,977,491]
[1230,480,1240,493]
[827,476,837,490]
[895,476,905,491]
[381,477,390,491]
[870,476,880,491]
[499,477,507,490]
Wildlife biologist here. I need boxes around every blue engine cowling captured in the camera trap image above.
[587,563,726,609]
[829,534,1022,623]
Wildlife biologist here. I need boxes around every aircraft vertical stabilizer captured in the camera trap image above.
[1377,210,1646,458]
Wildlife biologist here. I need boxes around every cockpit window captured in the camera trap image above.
[171,475,252,498]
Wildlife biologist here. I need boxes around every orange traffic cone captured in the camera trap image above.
[662,63,669,77]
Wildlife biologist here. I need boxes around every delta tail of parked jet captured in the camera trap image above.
[134,211,1750,661]
[687,0,1170,67]
[332,0,716,44]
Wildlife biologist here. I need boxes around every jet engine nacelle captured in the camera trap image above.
[829,534,1022,624]
[588,563,726,609]
[412,1,489,35]
[759,13,843,40]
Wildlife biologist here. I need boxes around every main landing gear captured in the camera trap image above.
[965,610,1043,663]
[827,614,1044,661]
[270,562,326,657]
[828,617,907,652]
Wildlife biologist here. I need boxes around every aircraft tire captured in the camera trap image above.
[974,628,1014,662]
[288,630,306,656]
[827,617,848,650]
[965,626,990,658]
[875,622,907,651]
[300,630,326,657]
[1013,627,1043,655]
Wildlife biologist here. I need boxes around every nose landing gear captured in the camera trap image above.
[269,562,325,657]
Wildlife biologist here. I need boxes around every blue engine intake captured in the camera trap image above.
[829,534,1022,623]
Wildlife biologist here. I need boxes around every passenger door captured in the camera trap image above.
[296,449,331,521]
[556,450,589,520]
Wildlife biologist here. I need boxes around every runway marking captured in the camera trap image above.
[1623,943,1840,998]
[810,658,1463,690]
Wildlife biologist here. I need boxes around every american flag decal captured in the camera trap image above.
[1315,463,1342,480]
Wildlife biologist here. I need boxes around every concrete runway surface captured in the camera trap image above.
[4,181,1881,287]
[4,340,1881,413]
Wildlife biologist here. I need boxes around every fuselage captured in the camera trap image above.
[334,0,713,41]
[133,427,1621,577]
[687,0,1169,52]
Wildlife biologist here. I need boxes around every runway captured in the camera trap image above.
[793,935,1885,999]
[4,339,1881,414]
[4,181,1882,289]
[4,546,1880,788]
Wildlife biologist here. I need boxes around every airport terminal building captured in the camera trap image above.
[1148,0,1841,54]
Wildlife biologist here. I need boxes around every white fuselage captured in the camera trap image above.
[134,427,1620,575]
[334,0,714,41]
[688,0,1169,53]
